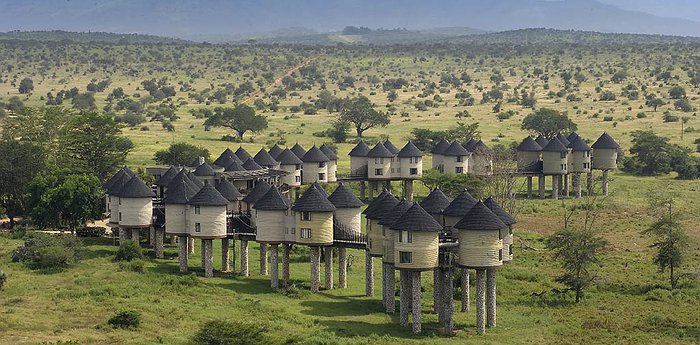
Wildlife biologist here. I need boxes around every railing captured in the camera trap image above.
[333,220,367,244]
[230,213,256,236]
[152,202,166,228]
[337,166,368,179]
[438,247,455,268]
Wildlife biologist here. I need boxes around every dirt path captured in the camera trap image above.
[241,54,321,104]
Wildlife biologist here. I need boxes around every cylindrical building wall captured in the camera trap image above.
[367,219,384,257]
[334,208,361,233]
[118,197,153,227]
[189,205,227,239]
[458,230,504,268]
[569,151,591,173]
[516,151,541,172]
[295,211,334,246]
[255,210,287,243]
[542,151,568,175]
[399,157,422,179]
[591,148,617,170]
[394,231,439,270]
[302,162,328,184]
[280,164,301,187]
[165,204,189,235]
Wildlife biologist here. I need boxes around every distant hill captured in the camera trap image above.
[449,28,700,45]
[0,30,191,44]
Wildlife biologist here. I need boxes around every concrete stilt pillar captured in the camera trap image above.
[149,227,155,246]
[433,269,441,313]
[602,170,609,196]
[563,174,569,197]
[241,239,249,277]
[476,269,486,334]
[486,268,497,328]
[118,227,128,244]
[538,174,545,199]
[270,244,279,289]
[203,239,213,278]
[574,173,582,198]
[170,234,177,245]
[338,247,347,288]
[411,271,422,334]
[231,238,236,273]
[403,180,414,202]
[310,246,320,293]
[260,243,268,275]
[365,251,374,297]
[188,237,195,255]
[552,175,559,200]
[360,181,366,200]
[441,268,454,335]
[201,239,206,269]
[131,228,140,242]
[399,270,410,327]
[178,235,188,273]
[221,239,230,272]
[154,228,164,259]
[527,176,533,198]
[324,247,333,290]
[382,263,389,308]
[282,243,291,284]
[386,264,395,313]
[461,268,470,312]
[587,172,594,195]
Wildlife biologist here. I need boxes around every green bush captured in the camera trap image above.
[114,240,143,261]
[107,310,141,329]
[191,319,267,345]
[0,270,6,290]
[36,246,72,269]
[118,259,145,273]
[75,226,106,237]
[11,233,81,269]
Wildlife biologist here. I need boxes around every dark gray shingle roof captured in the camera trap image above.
[311,182,329,197]
[349,140,370,157]
[454,200,507,230]
[186,171,204,188]
[188,182,229,206]
[225,160,246,172]
[254,148,279,167]
[535,135,549,148]
[214,148,237,168]
[398,141,423,157]
[242,158,263,171]
[483,197,516,225]
[235,146,251,161]
[216,179,242,201]
[463,138,478,152]
[292,186,336,212]
[319,144,338,161]
[277,148,303,165]
[290,143,307,159]
[419,187,452,214]
[378,198,411,226]
[568,136,591,151]
[105,168,133,190]
[365,194,399,220]
[106,170,132,195]
[591,132,620,149]
[389,203,442,232]
[517,137,542,152]
[383,139,400,155]
[242,180,271,204]
[442,190,478,217]
[302,146,330,163]
[117,176,155,198]
[253,187,290,211]
[163,175,200,204]
[431,139,450,154]
[443,141,469,156]
[566,132,580,143]
[362,189,389,215]
[194,162,216,176]
[268,144,283,160]
[542,137,568,152]
[327,182,363,208]
[155,166,179,187]
[367,142,394,158]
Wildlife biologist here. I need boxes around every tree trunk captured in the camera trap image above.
[356,126,364,137]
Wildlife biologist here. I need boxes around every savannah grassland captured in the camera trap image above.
[1,36,700,344]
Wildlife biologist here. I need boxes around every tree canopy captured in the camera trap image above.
[521,108,577,139]
[154,142,210,166]
[338,96,390,137]
[30,172,103,232]
[204,104,268,139]
[0,141,46,227]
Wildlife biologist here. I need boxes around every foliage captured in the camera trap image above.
[107,310,141,329]
[326,119,350,143]
[191,319,267,345]
[338,96,390,137]
[0,141,46,228]
[642,197,689,290]
[71,92,96,112]
[204,105,268,139]
[75,226,106,238]
[0,270,5,290]
[114,241,144,262]
[11,233,81,269]
[18,77,34,94]
[521,108,577,139]
[118,259,145,273]
[409,122,480,151]
[30,174,104,232]
[622,131,699,178]
[154,142,210,166]
[420,170,484,198]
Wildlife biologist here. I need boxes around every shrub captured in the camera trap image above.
[191,319,267,345]
[114,241,143,261]
[36,246,72,269]
[8,226,27,239]
[76,226,106,238]
[603,116,613,122]
[636,112,647,119]
[11,233,81,269]
[107,310,141,329]
[0,270,6,290]
[119,260,145,273]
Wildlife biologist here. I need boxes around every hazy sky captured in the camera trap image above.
[599,0,700,22]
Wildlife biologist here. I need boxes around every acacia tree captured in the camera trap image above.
[643,196,689,290]
[31,173,103,233]
[154,143,210,166]
[521,108,577,139]
[339,96,390,137]
[0,141,46,228]
[204,104,268,139]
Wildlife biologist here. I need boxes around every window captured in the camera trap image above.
[284,209,289,216]
[583,163,590,169]
[194,206,201,214]
[499,249,503,261]
[509,226,513,235]
[318,173,325,180]
[375,157,384,164]
[300,228,311,239]
[498,229,503,240]
[108,196,111,202]
[118,198,121,205]
[410,168,418,175]
[399,230,412,243]
[399,251,412,264]
[410,156,421,164]
[456,156,464,162]
[560,164,567,171]
[375,168,384,176]
[301,212,311,221]
[584,151,590,157]
[295,176,301,182]
[509,244,513,255]
[118,212,122,221]
[390,168,395,174]
[291,227,296,235]
[455,167,464,174]
[318,162,326,168]
[195,223,201,233]
[295,164,301,170]
[560,152,567,159]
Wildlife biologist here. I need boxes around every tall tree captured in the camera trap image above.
[204,104,268,139]
[339,96,390,137]
[31,173,103,232]
[643,196,689,290]
[154,143,210,166]
[18,78,34,94]
[0,141,46,227]
[521,108,577,139]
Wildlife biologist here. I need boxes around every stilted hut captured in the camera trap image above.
[364,193,399,257]
[431,139,451,172]
[105,168,133,226]
[253,187,290,289]
[442,141,470,175]
[349,140,370,177]
[187,170,204,188]
[268,144,283,160]
[242,157,263,171]
[164,172,201,273]
[378,199,411,313]
[566,131,580,143]
[254,148,280,169]
[320,144,338,182]
[419,187,452,225]
[516,137,542,172]
[567,136,591,197]
[397,141,423,179]
[441,189,478,233]
[235,146,252,162]
[115,175,154,242]
[367,142,394,183]
[591,132,620,195]
[301,145,330,184]
[468,140,494,175]
[483,197,516,263]
[241,180,271,220]
[154,166,178,199]
[541,137,569,199]
[214,148,238,168]
[194,162,217,186]
[327,182,363,233]
[277,148,303,188]
[216,179,242,213]
[290,143,307,160]
[556,133,570,147]
[188,182,229,278]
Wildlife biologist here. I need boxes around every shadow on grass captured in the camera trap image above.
[316,318,442,339]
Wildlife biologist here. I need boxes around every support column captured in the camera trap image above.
[188,237,195,255]
[131,228,140,242]
[538,174,545,199]
[411,271,422,334]
[441,268,454,335]
[587,171,594,195]
[241,239,249,277]
[602,170,609,196]
[231,238,236,274]
[433,269,441,313]
[310,246,320,293]
[382,263,389,308]
[574,173,582,198]
[270,244,279,289]
[178,235,188,273]
[386,264,395,313]
[260,243,268,275]
[282,243,291,284]
[170,234,177,245]
[118,227,128,244]
[203,239,213,278]
[552,175,559,200]
[563,174,569,197]
[338,247,347,289]
[149,227,155,246]
[201,239,205,269]
[365,251,374,297]
[368,181,376,201]
[486,268,497,328]
[221,238,230,272]
[154,228,164,259]
[324,247,333,290]
[526,176,533,198]
[460,268,470,312]
[476,269,486,335]
[403,180,414,202]
[399,270,410,327]
[360,181,366,201]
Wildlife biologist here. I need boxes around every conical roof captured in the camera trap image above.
[383,139,400,155]
[349,140,370,157]
[290,143,307,159]
[442,190,479,217]
[167,169,196,190]
[362,189,389,215]
[106,170,132,195]
[327,182,363,208]
[214,148,237,167]
[483,197,516,225]
[216,179,242,201]
[122,166,136,178]
[194,162,216,176]
[235,146,251,161]
[253,187,290,211]
[443,141,469,156]
[463,138,478,152]
[155,166,179,187]
[292,186,336,212]
[389,203,442,232]
[311,182,329,197]
[116,176,154,198]
[556,133,570,147]
[188,182,229,206]
[378,198,411,226]
[454,200,507,230]
[268,144,283,160]
[591,132,620,149]
[319,144,339,161]
[163,175,200,204]
[535,135,549,148]
[242,158,263,171]
[105,168,129,191]
[542,137,568,152]
[431,139,450,154]
[365,194,399,220]
[472,140,494,155]
[302,145,330,163]
[398,141,423,157]
[517,137,542,152]
[277,148,303,165]
[419,187,452,214]
[254,148,278,167]
[367,142,394,158]
[187,171,204,188]
[568,136,591,151]
[242,180,271,204]
[225,160,246,172]
[566,132,580,143]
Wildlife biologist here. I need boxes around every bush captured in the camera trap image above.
[119,260,145,273]
[191,319,267,345]
[8,226,27,239]
[76,226,106,237]
[11,233,81,269]
[36,246,72,269]
[0,270,6,290]
[107,310,141,329]
[603,116,613,122]
[114,241,143,261]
